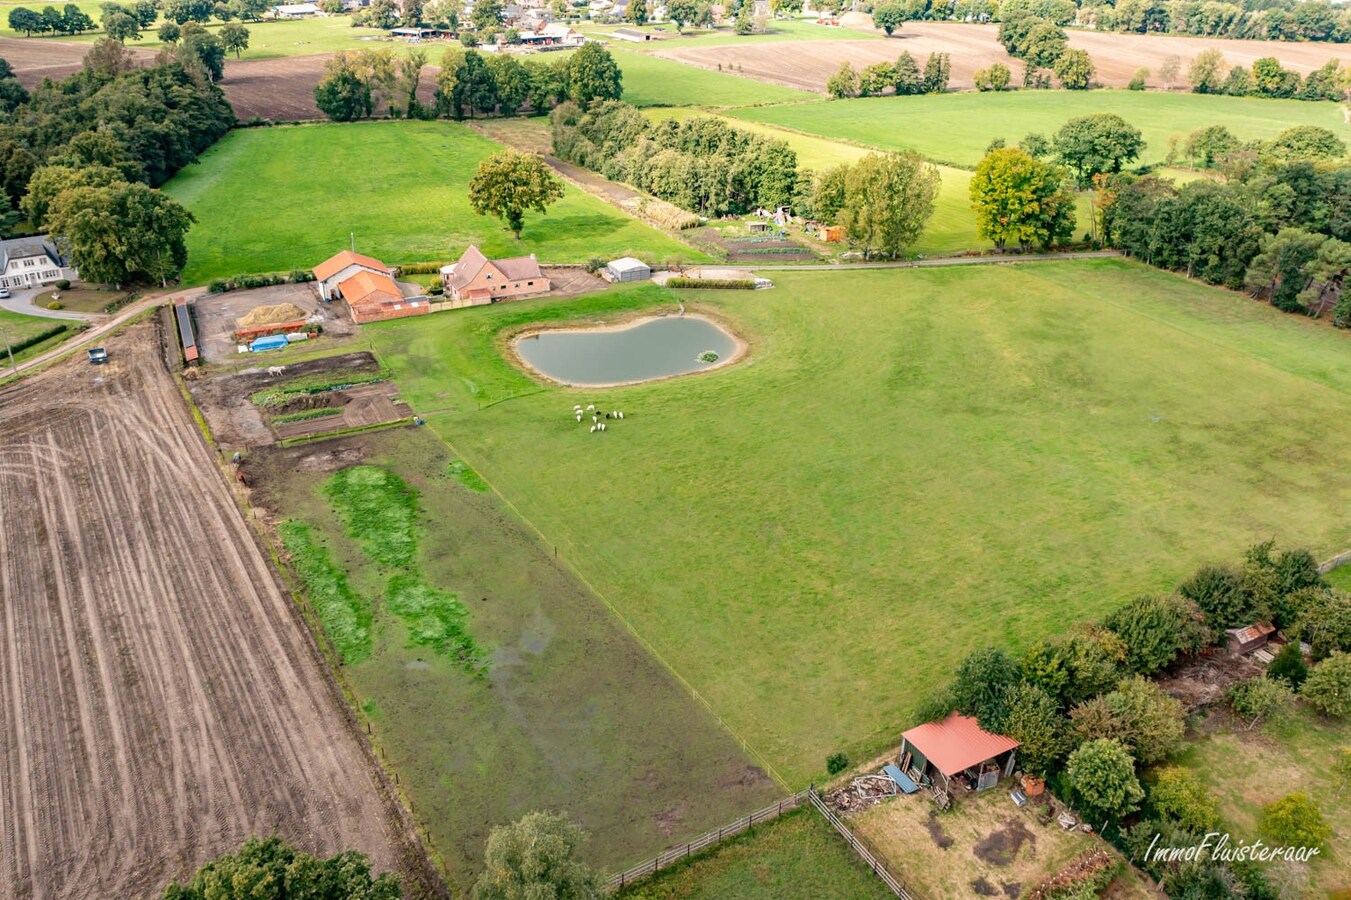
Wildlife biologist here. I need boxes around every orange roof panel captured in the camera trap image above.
[338,269,401,306]
[314,250,389,282]
[901,712,1020,777]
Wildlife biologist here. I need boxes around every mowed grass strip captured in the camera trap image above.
[368,260,1351,781]
[617,808,894,899]
[607,46,815,108]
[163,120,704,283]
[729,90,1350,168]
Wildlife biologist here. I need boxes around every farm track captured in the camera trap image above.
[0,323,415,898]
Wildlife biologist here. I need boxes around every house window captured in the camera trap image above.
[527,281,534,286]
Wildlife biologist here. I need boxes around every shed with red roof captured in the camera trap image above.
[898,712,1020,793]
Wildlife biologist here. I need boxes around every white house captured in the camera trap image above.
[0,236,76,290]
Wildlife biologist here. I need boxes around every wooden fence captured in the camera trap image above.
[603,791,810,892]
[807,790,911,899]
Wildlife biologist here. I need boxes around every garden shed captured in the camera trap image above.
[898,712,1019,793]
[606,257,650,283]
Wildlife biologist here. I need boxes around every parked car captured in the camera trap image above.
[87,347,108,365]
[0,288,11,299]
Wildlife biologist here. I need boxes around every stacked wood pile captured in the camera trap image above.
[826,774,897,814]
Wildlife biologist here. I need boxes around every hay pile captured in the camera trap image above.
[238,303,307,327]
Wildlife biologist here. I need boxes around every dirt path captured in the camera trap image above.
[0,323,418,897]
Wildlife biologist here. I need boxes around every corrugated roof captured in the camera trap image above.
[901,712,1019,777]
[313,250,389,282]
[338,269,402,306]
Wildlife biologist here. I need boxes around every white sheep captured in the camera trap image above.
[576,413,583,422]
[617,411,624,419]
[599,422,606,431]
[587,404,595,411]
[590,425,597,433]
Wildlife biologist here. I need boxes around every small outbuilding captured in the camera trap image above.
[898,712,1020,794]
[605,257,650,282]
[1226,622,1276,655]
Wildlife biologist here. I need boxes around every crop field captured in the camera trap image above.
[659,19,1351,93]
[730,90,1350,168]
[367,262,1351,781]
[164,121,702,283]
[246,427,780,890]
[0,323,416,897]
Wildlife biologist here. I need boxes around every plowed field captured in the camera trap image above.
[0,322,418,898]
[658,21,1351,92]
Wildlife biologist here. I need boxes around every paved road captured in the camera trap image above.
[7,288,201,378]
[0,286,105,322]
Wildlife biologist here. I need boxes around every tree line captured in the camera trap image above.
[0,39,234,285]
[852,0,1351,43]
[826,51,951,98]
[1101,128,1349,324]
[313,42,622,122]
[1181,51,1347,101]
[920,539,1349,896]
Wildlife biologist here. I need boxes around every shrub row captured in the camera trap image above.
[207,270,316,294]
[666,277,756,290]
[271,407,343,425]
[8,323,69,355]
[394,261,448,276]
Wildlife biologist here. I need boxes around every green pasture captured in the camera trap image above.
[1176,708,1351,894]
[729,91,1350,168]
[0,307,74,364]
[260,428,779,891]
[163,120,703,283]
[608,45,814,107]
[617,808,893,899]
[0,0,106,36]
[367,261,1351,782]
[1327,565,1351,591]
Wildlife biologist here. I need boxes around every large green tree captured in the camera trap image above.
[163,837,400,899]
[1066,738,1145,822]
[1053,113,1145,186]
[837,151,939,259]
[1070,675,1185,765]
[467,149,565,239]
[1000,682,1069,775]
[315,54,373,121]
[1244,227,1327,313]
[220,22,249,58]
[1053,48,1094,90]
[21,164,128,228]
[566,43,621,109]
[47,180,194,286]
[969,146,1076,251]
[948,645,1019,731]
[1102,594,1209,675]
[472,811,601,900]
[1303,652,1351,717]
[872,0,905,35]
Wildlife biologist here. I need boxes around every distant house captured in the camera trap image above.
[539,22,584,44]
[313,249,391,301]
[898,712,1020,794]
[0,235,76,290]
[612,26,652,41]
[440,246,549,305]
[389,25,439,38]
[273,2,321,16]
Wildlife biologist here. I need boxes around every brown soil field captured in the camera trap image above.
[0,35,155,86]
[221,55,439,121]
[0,322,431,898]
[657,21,1351,92]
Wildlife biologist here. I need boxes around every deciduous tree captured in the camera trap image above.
[1102,594,1208,675]
[1302,651,1351,717]
[1053,48,1093,90]
[837,150,939,260]
[566,43,621,108]
[872,0,905,35]
[1259,794,1331,850]
[969,146,1076,251]
[315,53,373,121]
[163,837,400,899]
[1066,738,1145,822]
[220,22,249,58]
[1053,113,1144,186]
[826,61,858,98]
[46,180,194,287]
[1147,766,1220,833]
[472,811,601,900]
[1228,675,1296,731]
[948,645,1019,731]
[1187,48,1226,93]
[467,149,564,239]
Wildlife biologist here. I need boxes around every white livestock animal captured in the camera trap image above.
[599,422,606,431]
[617,411,624,419]
[576,413,583,422]
[587,404,595,411]
[590,425,597,433]
[267,365,286,377]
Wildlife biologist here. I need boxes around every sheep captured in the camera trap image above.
[586,404,595,411]
[592,415,599,424]
[576,413,583,422]
[617,411,624,419]
[590,425,597,433]
[267,365,286,378]
[599,422,606,431]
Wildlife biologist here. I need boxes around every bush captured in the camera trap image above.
[46,300,63,310]
[8,323,67,354]
[665,277,757,290]
[951,646,1020,731]
[54,278,71,290]
[1259,793,1331,851]
[1025,850,1119,900]
[1066,738,1144,823]
[1103,594,1209,675]
[826,752,850,775]
[584,257,607,274]
[1147,766,1220,833]
[288,269,315,283]
[395,261,449,275]
[207,271,311,294]
[1227,676,1295,731]
[1179,563,1266,631]
[1267,641,1308,688]
[1070,675,1185,765]
[1292,589,1351,660]
[1301,652,1351,717]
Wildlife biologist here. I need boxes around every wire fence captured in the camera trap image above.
[807,790,911,899]
[603,791,810,892]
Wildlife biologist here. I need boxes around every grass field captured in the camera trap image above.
[163,120,703,283]
[1328,566,1351,591]
[0,307,75,364]
[365,260,1351,782]
[255,427,780,890]
[1175,709,1351,894]
[617,808,893,899]
[608,46,815,108]
[729,91,1351,168]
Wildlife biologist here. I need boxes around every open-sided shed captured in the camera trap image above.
[898,712,1019,793]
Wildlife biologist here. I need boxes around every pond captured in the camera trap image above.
[514,315,742,387]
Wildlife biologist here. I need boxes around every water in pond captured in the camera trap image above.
[515,316,739,386]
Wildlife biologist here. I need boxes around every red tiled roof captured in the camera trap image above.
[496,254,544,280]
[313,250,389,282]
[338,269,401,306]
[901,712,1020,777]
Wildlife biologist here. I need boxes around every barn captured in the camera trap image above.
[606,257,650,283]
[898,712,1020,794]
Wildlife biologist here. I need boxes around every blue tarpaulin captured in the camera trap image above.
[250,335,288,352]
[883,764,919,794]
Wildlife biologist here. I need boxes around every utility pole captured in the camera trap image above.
[350,232,355,252]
